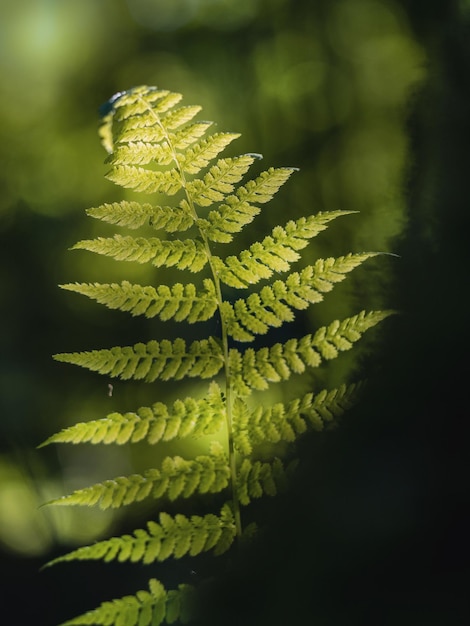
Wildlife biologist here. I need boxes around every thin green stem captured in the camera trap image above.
[142,99,242,538]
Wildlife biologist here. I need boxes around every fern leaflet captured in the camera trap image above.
[47,452,231,510]
[60,278,218,322]
[40,382,225,447]
[54,337,223,382]
[72,235,208,272]
[233,382,363,455]
[211,211,356,288]
[46,504,235,569]
[86,201,195,232]
[58,579,195,626]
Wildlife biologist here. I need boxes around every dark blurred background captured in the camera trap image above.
[0,0,468,624]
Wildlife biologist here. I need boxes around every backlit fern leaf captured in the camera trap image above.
[229,310,393,395]
[233,382,363,455]
[106,165,183,195]
[179,132,241,175]
[113,106,203,145]
[47,85,395,625]
[46,504,235,568]
[86,201,195,232]
[107,140,174,166]
[197,166,296,243]
[222,253,380,341]
[185,155,256,207]
[212,211,356,288]
[72,235,208,271]
[237,457,295,505]
[171,120,214,150]
[48,453,231,510]
[39,382,225,448]
[58,579,195,626]
[54,337,223,382]
[60,278,218,322]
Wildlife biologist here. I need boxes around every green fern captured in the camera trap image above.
[57,578,196,626]
[43,85,394,625]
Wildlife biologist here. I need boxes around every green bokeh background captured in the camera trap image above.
[0,1,468,624]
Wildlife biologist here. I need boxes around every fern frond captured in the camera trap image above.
[171,120,214,150]
[233,383,363,455]
[72,235,208,272]
[47,453,231,510]
[222,253,379,341]
[107,121,213,166]
[198,199,261,244]
[39,382,225,448]
[58,578,195,626]
[49,84,396,626]
[106,141,174,167]
[86,201,195,233]
[116,100,198,134]
[112,87,181,117]
[112,108,203,145]
[60,278,218,322]
[105,165,183,195]
[53,337,223,382]
[99,87,180,152]
[197,166,297,243]
[46,504,235,569]
[104,133,239,193]
[238,165,297,204]
[212,211,356,288]
[186,155,256,207]
[237,458,294,506]
[178,132,241,175]
[230,310,394,394]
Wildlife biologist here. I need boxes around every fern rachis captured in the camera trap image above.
[43,85,394,626]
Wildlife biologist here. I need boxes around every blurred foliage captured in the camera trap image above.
[0,0,424,570]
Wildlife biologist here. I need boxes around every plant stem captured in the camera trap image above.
[144,99,243,538]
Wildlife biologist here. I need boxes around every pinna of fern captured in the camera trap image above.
[43,85,394,626]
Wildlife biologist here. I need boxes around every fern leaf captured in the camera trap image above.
[106,141,174,167]
[197,166,297,243]
[54,337,223,382]
[112,94,185,139]
[212,211,355,288]
[111,87,181,118]
[233,383,363,455]
[170,120,213,150]
[186,155,256,207]
[60,278,218,322]
[99,87,176,151]
[230,310,394,394]
[113,107,202,145]
[58,578,195,626]
[72,235,208,272]
[108,119,211,165]
[46,504,235,568]
[222,253,379,341]
[105,164,182,195]
[85,201,195,232]
[237,458,293,506]
[39,382,225,448]
[47,454,231,510]
[178,132,240,175]
[198,200,261,244]
[238,165,297,204]
[161,103,203,128]
[49,84,396,625]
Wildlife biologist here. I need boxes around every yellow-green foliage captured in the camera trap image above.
[43,85,394,626]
